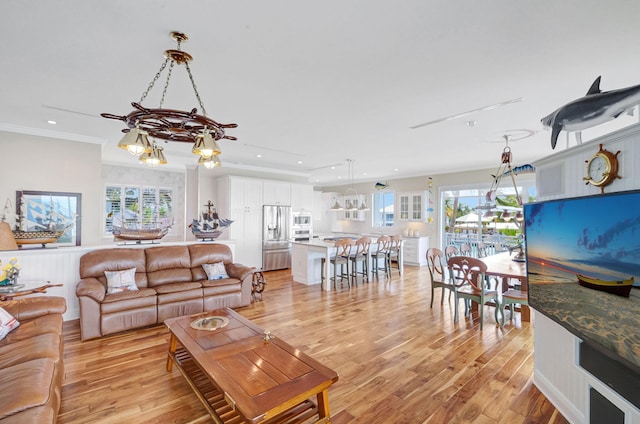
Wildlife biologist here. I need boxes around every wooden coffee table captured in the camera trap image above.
[165,308,338,423]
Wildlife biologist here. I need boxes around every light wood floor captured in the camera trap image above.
[58,265,568,424]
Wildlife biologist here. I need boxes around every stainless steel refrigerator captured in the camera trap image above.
[262,205,292,271]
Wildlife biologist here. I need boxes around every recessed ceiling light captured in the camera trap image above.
[466,120,476,127]
[363,172,367,176]
[331,166,336,170]
[394,168,399,172]
[47,120,57,125]
[257,154,262,158]
[338,176,342,179]
[297,161,302,164]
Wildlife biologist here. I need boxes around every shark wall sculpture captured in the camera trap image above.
[541,76,640,149]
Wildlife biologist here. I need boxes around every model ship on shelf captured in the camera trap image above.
[2,194,75,248]
[577,274,634,298]
[110,214,173,244]
[189,201,233,241]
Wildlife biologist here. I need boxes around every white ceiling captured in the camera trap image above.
[3,1,640,186]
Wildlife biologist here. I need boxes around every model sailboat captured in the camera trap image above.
[2,193,75,248]
[189,201,233,241]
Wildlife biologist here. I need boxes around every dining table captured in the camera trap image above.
[479,251,530,322]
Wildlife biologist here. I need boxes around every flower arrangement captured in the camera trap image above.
[0,258,20,286]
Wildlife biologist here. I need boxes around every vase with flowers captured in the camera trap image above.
[0,258,20,286]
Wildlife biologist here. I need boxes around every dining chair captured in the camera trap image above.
[447,256,499,330]
[387,235,402,276]
[426,248,454,308]
[476,242,489,258]
[460,243,473,257]
[349,237,371,285]
[444,245,459,261]
[499,285,529,327]
[321,238,353,289]
[371,235,390,279]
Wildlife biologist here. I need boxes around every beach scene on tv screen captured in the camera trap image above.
[525,192,640,287]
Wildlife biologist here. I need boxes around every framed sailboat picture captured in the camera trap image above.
[15,190,81,247]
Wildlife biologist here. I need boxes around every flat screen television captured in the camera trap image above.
[524,190,640,375]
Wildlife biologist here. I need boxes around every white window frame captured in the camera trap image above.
[104,184,174,236]
[372,191,395,227]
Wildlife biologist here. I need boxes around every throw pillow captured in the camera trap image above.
[0,307,19,341]
[105,267,138,294]
[203,262,229,280]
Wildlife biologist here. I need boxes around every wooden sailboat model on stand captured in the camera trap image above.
[189,201,233,241]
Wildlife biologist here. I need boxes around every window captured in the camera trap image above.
[372,191,394,227]
[104,185,173,235]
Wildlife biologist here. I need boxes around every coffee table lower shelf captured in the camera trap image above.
[170,348,324,424]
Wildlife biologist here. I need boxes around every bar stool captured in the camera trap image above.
[371,235,390,280]
[349,237,371,285]
[387,235,402,276]
[321,238,353,289]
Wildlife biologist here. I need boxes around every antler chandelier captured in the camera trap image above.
[101,31,237,169]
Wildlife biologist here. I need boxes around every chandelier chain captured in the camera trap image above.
[159,60,175,109]
[139,58,170,104]
[185,61,208,117]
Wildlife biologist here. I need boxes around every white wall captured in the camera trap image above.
[0,132,103,245]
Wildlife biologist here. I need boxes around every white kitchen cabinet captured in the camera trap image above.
[337,195,366,221]
[397,191,428,222]
[216,176,263,268]
[341,208,365,221]
[263,180,291,205]
[402,236,429,266]
[291,183,314,212]
[225,177,263,212]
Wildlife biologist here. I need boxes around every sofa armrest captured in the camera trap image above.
[0,296,67,321]
[76,278,106,303]
[225,263,255,282]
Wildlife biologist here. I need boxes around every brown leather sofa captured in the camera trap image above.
[0,296,66,424]
[76,243,254,341]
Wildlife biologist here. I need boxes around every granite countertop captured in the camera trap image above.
[530,282,640,371]
[290,239,335,248]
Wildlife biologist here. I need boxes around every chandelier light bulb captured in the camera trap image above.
[193,130,221,158]
[117,127,152,156]
[139,144,166,167]
[198,154,221,169]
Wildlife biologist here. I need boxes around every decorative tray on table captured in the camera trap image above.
[190,316,229,331]
[0,284,25,293]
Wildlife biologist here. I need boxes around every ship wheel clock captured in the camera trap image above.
[583,144,621,193]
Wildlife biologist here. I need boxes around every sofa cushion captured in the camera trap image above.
[0,307,19,341]
[156,286,203,305]
[100,290,157,314]
[0,358,57,421]
[189,243,233,281]
[145,246,193,287]
[105,267,138,294]
[201,277,241,288]
[203,262,229,280]
[0,332,61,369]
[80,248,148,288]
[154,281,202,295]
[0,313,62,347]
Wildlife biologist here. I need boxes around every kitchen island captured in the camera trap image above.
[291,238,403,290]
